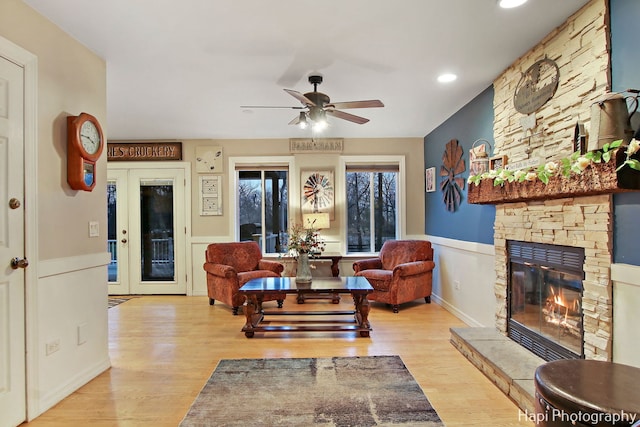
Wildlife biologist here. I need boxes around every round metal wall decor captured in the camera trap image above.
[513,58,560,114]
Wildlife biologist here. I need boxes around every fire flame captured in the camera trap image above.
[545,286,581,331]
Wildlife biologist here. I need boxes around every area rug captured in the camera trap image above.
[180,355,444,427]
[108,296,135,309]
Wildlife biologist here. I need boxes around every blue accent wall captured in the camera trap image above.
[424,87,495,244]
[611,0,640,265]
[423,1,640,265]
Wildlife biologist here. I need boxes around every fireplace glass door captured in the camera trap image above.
[510,264,583,356]
[507,241,584,361]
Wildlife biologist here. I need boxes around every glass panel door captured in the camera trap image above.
[139,179,175,282]
[107,169,129,294]
[108,167,186,295]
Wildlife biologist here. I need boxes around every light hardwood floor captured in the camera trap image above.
[24,296,534,426]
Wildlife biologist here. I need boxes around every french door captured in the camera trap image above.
[107,165,187,294]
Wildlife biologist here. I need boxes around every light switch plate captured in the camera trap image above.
[89,221,99,237]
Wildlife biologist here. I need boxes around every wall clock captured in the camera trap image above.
[301,170,334,220]
[67,112,104,191]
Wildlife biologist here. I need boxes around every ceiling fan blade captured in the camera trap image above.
[284,89,316,107]
[240,105,305,109]
[326,100,384,109]
[325,109,369,124]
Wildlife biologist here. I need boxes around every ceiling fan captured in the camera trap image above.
[241,75,384,129]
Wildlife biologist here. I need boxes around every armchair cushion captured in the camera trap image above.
[203,241,285,314]
[352,240,435,313]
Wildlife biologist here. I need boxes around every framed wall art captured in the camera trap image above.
[300,169,334,220]
[196,146,223,173]
[425,167,436,192]
[199,175,222,216]
[489,155,508,170]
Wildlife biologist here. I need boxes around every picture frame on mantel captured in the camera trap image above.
[490,155,508,170]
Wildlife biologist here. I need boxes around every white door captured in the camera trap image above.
[108,166,187,295]
[0,56,26,426]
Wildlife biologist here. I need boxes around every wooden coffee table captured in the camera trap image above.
[238,276,373,338]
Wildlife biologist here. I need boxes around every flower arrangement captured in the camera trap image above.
[467,139,640,187]
[286,221,326,258]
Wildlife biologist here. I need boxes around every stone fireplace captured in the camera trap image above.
[487,0,614,361]
[450,194,616,412]
[494,195,613,361]
[449,0,634,411]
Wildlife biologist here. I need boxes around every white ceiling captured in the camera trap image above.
[23,0,590,140]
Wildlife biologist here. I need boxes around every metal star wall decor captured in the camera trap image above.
[440,139,466,212]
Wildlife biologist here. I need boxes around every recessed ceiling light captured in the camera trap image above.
[498,0,528,8]
[437,73,457,83]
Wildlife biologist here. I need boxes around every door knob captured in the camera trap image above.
[10,257,29,269]
[9,198,21,209]
[121,238,128,243]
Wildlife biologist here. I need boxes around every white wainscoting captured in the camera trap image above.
[611,263,640,368]
[425,235,496,328]
[194,235,499,329]
[33,252,111,417]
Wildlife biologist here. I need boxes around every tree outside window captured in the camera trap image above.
[346,170,397,253]
[237,170,288,253]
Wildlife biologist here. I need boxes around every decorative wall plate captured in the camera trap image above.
[513,58,560,114]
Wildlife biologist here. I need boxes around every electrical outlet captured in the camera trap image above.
[46,339,60,355]
[88,221,99,237]
[454,280,461,290]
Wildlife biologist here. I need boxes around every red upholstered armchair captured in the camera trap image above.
[352,240,435,313]
[203,241,285,315]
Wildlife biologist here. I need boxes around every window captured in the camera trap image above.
[346,164,399,253]
[236,167,288,254]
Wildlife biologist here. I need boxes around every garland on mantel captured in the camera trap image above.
[468,139,640,188]
[466,139,640,205]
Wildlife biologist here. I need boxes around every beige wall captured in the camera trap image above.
[1,0,108,260]
[1,0,110,419]
[179,137,425,240]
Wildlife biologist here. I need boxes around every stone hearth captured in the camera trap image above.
[450,327,545,413]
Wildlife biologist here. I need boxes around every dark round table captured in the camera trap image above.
[534,359,640,427]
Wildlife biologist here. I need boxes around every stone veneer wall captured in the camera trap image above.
[491,0,614,361]
[494,195,613,360]
[493,0,609,162]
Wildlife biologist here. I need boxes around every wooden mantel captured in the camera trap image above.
[467,150,640,205]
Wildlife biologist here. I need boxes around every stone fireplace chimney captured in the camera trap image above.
[485,0,615,361]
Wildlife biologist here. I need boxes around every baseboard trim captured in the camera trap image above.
[431,294,484,327]
[32,357,111,420]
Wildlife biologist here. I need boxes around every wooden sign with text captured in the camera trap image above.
[107,142,182,161]
[289,138,343,153]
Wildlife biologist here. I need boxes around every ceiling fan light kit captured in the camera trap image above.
[242,75,384,131]
[297,112,308,129]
